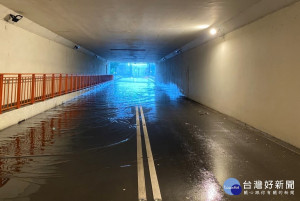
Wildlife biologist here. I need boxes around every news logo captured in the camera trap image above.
[223,178,242,195]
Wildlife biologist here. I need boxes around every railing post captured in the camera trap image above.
[78,76,81,90]
[83,76,85,88]
[88,76,91,87]
[31,74,35,104]
[59,74,62,95]
[42,74,46,101]
[82,76,84,89]
[51,74,55,98]
[75,75,78,91]
[70,74,73,92]
[65,74,68,94]
[16,74,22,108]
[0,74,3,114]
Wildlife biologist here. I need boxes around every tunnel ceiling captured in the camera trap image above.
[0,0,297,62]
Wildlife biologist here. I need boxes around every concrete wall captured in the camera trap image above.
[157,2,300,148]
[0,5,106,74]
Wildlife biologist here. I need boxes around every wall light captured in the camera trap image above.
[73,45,80,50]
[175,49,182,54]
[6,14,23,23]
[210,28,217,35]
[10,14,23,22]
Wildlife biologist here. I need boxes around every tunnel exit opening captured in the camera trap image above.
[109,62,156,79]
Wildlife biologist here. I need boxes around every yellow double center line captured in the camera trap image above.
[136,106,162,201]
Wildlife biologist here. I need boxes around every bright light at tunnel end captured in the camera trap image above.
[210,28,217,35]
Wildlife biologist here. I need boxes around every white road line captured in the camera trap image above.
[136,106,147,201]
[140,106,162,201]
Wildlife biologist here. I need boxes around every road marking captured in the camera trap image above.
[140,106,162,201]
[136,106,147,201]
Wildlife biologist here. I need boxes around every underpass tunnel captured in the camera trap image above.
[0,1,299,201]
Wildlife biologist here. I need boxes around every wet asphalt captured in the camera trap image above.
[0,77,299,201]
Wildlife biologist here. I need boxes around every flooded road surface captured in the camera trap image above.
[0,78,299,201]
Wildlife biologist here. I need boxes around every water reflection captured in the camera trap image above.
[0,78,184,198]
[186,169,224,201]
[178,112,228,201]
[0,110,80,175]
[0,106,84,198]
[1,77,242,201]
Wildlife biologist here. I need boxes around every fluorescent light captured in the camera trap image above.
[196,24,210,29]
[210,28,217,35]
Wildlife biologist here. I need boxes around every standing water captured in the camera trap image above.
[0,78,299,201]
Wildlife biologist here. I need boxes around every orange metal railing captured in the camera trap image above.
[0,73,113,114]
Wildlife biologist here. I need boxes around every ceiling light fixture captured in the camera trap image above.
[210,28,217,35]
[110,49,146,51]
[196,24,210,29]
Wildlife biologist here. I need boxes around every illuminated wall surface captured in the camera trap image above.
[156,2,300,148]
[0,6,106,74]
